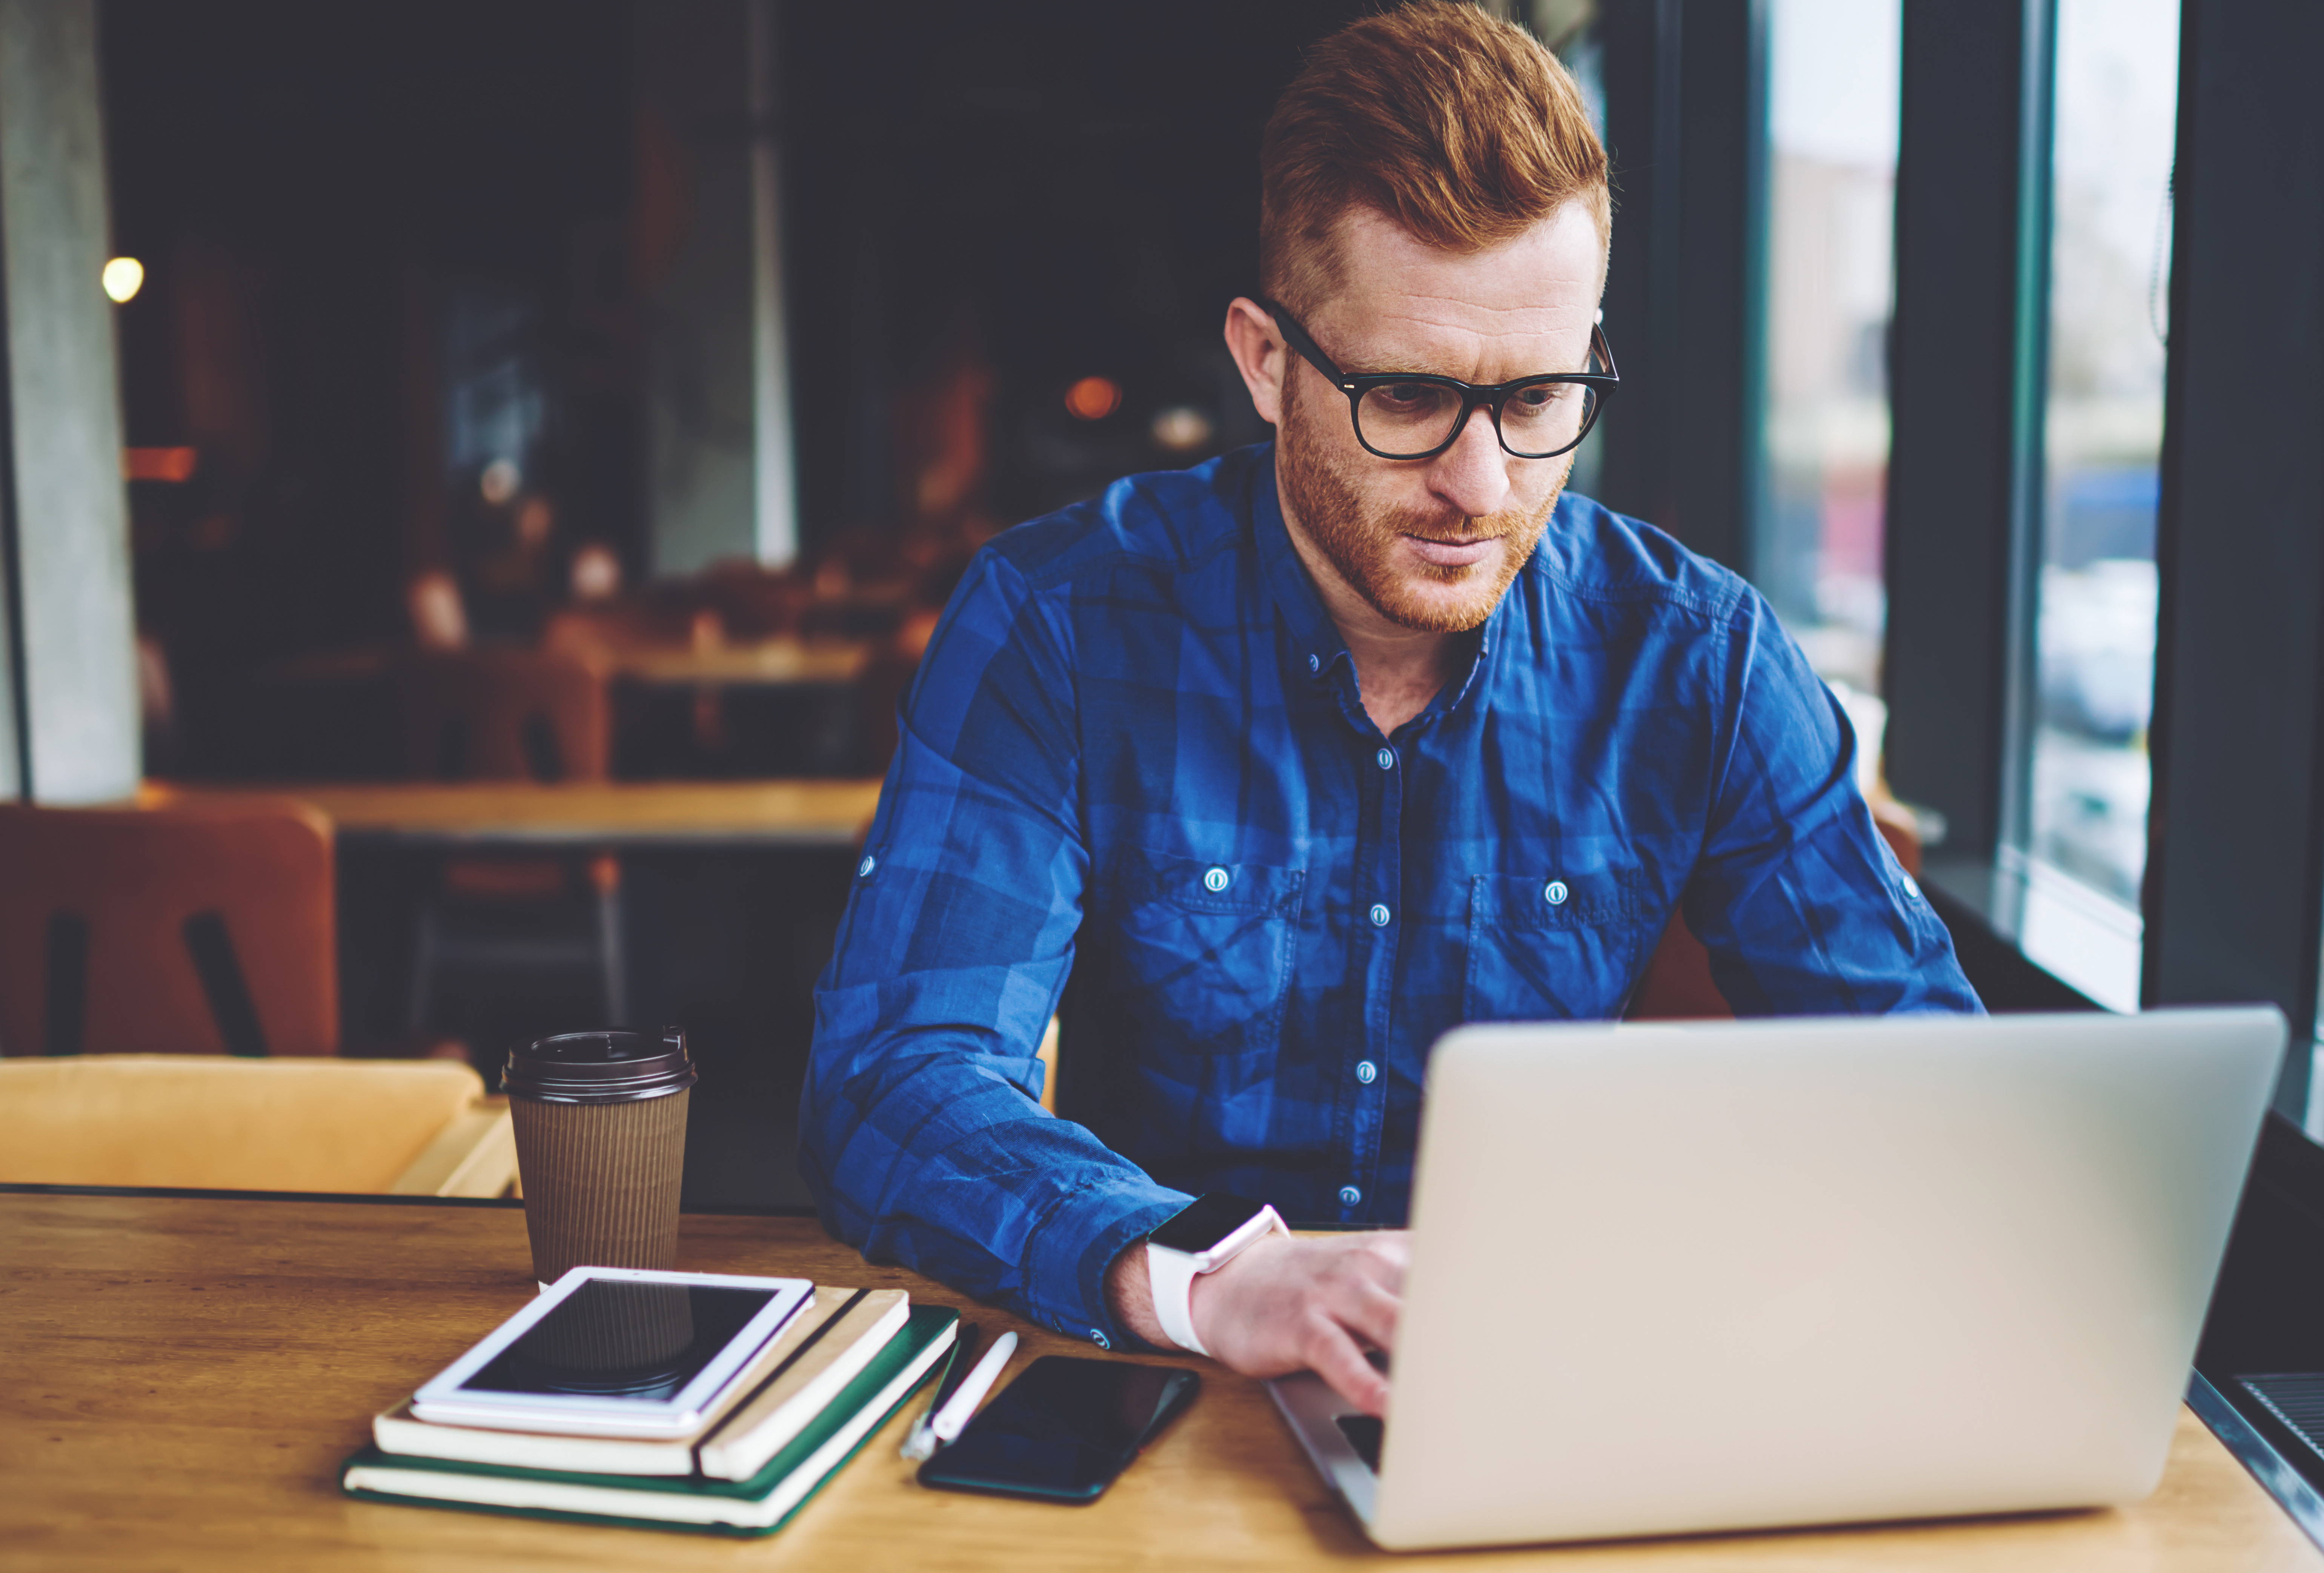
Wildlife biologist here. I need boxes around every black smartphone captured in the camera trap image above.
[915,1356,1200,1504]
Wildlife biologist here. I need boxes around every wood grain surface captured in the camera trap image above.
[609,639,869,688]
[2,1191,2315,1572]
[144,779,884,847]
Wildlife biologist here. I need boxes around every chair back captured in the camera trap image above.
[542,601,717,660]
[0,796,336,1057]
[0,1055,512,1194]
[396,648,610,782]
[1627,796,1926,1021]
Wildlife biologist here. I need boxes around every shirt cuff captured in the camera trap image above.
[1022,1175,1190,1352]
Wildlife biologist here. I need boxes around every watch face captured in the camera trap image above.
[1150,1194,1268,1254]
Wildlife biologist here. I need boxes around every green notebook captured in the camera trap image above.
[341,1304,959,1537]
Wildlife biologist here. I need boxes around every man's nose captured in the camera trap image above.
[1425,404,1514,520]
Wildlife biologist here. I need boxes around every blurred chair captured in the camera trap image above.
[695,559,806,640]
[1627,794,1927,1020]
[392,648,625,1035]
[397,647,608,783]
[0,1056,515,1197]
[0,796,336,1058]
[542,599,721,663]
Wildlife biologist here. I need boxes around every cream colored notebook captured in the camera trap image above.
[695,1289,910,1480]
[372,1286,870,1476]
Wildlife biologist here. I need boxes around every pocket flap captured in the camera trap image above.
[1120,851,1305,917]
[1470,868,1642,931]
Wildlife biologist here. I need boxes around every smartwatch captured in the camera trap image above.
[1144,1193,1288,1357]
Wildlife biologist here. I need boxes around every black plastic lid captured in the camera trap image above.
[504,1027,697,1104]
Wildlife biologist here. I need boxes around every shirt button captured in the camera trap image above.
[1308,653,1321,674]
[1355,1060,1377,1085]
[1368,903,1391,928]
[1203,866,1231,893]
[856,854,877,878]
[1339,1185,1362,1208]
[1544,879,1569,906]
[1089,1328,1111,1350]
[1376,747,1395,770]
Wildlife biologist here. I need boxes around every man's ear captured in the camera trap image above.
[1223,296,1287,428]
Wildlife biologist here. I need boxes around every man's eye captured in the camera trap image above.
[1506,385,1570,414]
[1374,382,1438,409]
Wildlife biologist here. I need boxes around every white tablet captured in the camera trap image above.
[411,1267,813,1437]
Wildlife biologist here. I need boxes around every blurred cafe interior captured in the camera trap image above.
[6,0,1351,1208]
[3,0,2322,1226]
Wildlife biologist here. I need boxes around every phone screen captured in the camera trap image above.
[917,1356,1200,1502]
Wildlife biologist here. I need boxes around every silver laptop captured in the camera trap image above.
[1270,1007,2286,1551]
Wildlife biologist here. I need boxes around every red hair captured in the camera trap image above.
[1259,2,1609,313]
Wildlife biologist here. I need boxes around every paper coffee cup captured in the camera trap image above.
[505,1028,696,1285]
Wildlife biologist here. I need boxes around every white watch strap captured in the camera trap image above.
[1145,1241,1208,1357]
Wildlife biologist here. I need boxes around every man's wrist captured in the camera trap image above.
[1105,1240,1172,1348]
[1146,1240,1210,1355]
[1140,1200,1292,1357]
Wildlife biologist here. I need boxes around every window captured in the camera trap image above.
[1760,0,1900,777]
[2016,0,2180,1010]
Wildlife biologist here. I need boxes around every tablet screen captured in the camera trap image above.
[457,1278,779,1404]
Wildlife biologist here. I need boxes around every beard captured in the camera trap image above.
[1275,374,1565,634]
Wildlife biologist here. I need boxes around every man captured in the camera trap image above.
[802,2,1977,1421]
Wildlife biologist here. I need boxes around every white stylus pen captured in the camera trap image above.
[925,1330,1019,1449]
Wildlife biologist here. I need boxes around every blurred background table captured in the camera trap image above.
[604,639,868,689]
[2,1188,2313,1573]
[144,779,885,848]
[264,636,871,693]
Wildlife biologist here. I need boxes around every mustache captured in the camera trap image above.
[1385,506,1534,544]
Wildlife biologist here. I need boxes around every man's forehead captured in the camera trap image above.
[1314,203,1604,353]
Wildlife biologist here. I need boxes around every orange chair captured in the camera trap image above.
[1628,795,1927,1020]
[396,648,609,784]
[392,648,625,1032]
[0,796,336,1057]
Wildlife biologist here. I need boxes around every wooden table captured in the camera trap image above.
[2,1189,2315,1572]
[609,639,868,689]
[144,779,885,849]
[264,639,872,692]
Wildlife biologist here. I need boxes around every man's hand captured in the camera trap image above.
[1106,1230,1408,1417]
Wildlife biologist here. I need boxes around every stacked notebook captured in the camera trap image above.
[342,1287,959,1535]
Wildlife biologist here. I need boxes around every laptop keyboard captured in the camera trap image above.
[2242,1374,2324,1462]
[1334,1413,1384,1472]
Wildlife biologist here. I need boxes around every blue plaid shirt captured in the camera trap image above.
[802,443,1978,1349]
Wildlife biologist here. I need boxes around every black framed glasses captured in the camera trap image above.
[1260,298,1618,461]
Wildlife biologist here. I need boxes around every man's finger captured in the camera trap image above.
[1331,1270,1402,1355]
[1302,1316,1392,1418]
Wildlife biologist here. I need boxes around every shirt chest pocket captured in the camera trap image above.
[1463,870,1649,1024]
[1105,852,1305,1055]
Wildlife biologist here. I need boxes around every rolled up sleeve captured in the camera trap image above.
[1682,591,1983,1017]
[800,546,1187,1346]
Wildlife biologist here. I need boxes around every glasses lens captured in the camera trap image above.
[1352,380,1600,458]
[1495,382,1598,459]
[1352,381,1467,458]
